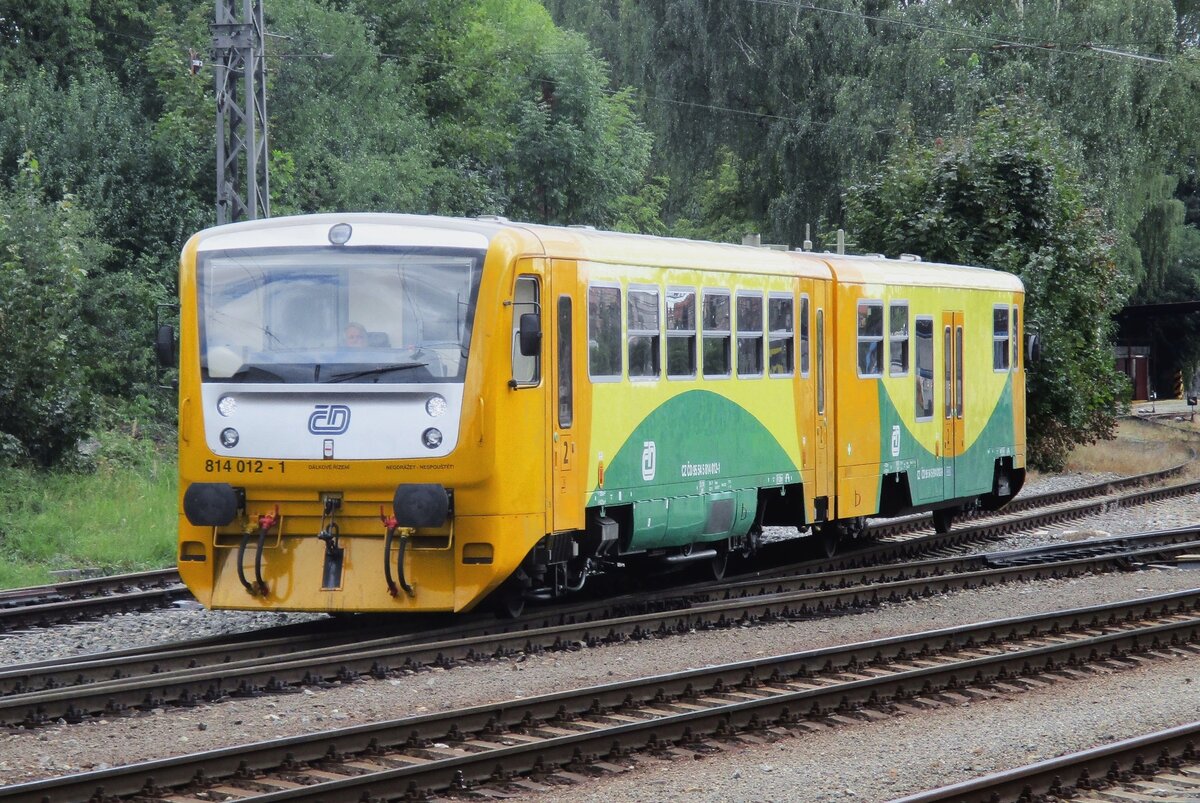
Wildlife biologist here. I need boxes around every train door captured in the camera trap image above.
[550,260,585,532]
[941,311,965,498]
[811,281,832,511]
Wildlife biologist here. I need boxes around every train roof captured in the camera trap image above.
[187,213,1021,291]
[188,213,831,279]
[817,252,1024,292]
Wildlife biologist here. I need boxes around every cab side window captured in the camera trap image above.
[511,276,540,385]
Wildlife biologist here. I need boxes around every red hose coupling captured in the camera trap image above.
[380,506,398,530]
[258,504,280,532]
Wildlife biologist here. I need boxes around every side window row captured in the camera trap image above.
[589,284,812,381]
[856,300,1022,379]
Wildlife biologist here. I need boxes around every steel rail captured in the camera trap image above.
[891,720,1200,802]
[3,531,1199,728]
[0,569,190,633]
[7,472,1195,701]
[0,568,181,606]
[7,589,1200,802]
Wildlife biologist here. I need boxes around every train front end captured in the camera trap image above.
[173,214,527,613]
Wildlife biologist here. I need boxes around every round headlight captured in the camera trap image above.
[421,428,443,449]
[425,394,447,418]
[219,428,240,448]
[217,395,237,417]
[328,222,353,245]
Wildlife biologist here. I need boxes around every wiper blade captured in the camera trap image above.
[326,362,429,382]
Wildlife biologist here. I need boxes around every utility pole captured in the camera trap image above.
[212,0,269,225]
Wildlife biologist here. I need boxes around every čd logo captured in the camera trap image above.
[309,404,351,435]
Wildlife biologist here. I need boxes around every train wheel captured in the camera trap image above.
[932,508,954,534]
[810,522,841,559]
[490,573,529,619]
[709,546,729,582]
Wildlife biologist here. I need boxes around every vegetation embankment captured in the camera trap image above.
[0,426,175,588]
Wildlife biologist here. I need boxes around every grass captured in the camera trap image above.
[0,430,177,588]
[1030,416,1200,484]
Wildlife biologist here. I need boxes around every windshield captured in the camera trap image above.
[198,246,485,384]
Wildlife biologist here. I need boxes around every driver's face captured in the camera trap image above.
[345,327,366,346]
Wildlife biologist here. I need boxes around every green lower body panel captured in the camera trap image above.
[627,488,757,551]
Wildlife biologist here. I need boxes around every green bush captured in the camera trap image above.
[0,155,107,467]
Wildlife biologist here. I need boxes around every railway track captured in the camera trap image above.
[0,458,1190,635]
[895,720,1200,802]
[8,588,1199,802]
[0,568,190,632]
[3,521,1198,729]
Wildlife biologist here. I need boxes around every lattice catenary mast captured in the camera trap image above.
[212,0,269,224]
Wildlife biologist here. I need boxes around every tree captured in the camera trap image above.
[846,101,1133,470]
[0,155,106,466]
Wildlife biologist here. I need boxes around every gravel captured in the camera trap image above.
[1,467,1198,799]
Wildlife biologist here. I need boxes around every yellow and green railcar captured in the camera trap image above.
[168,214,1024,615]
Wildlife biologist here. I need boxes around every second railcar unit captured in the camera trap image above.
[169,214,1025,615]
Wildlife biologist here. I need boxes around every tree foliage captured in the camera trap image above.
[0,0,656,466]
[846,103,1132,470]
[0,156,106,466]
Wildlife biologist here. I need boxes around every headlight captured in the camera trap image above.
[421,428,443,449]
[219,428,240,448]
[217,395,237,417]
[328,222,352,245]
[425,394,447,417]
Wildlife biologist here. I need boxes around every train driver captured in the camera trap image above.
[343,322,368,348]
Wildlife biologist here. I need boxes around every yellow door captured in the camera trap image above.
[813,282,832,517]
[941,311,964,498]
[551,260,585,532]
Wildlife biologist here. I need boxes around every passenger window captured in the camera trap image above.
[628,287,661,379]
[799,295,810,376]
[768,294,794,377]
[993,306,1010,371]
[889,301,909,377]
[857,300,884,377]
[914,316,934,420]
[588,285,622,380]
[666,287,696,378]
[1012,306,1020,370]
[511,276,539,385]
[736,293,764,377]
[702,290,731,377]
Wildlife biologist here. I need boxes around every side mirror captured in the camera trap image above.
[155,324,177,368]
[518,312,541,357]
[1025,332,1041,364]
